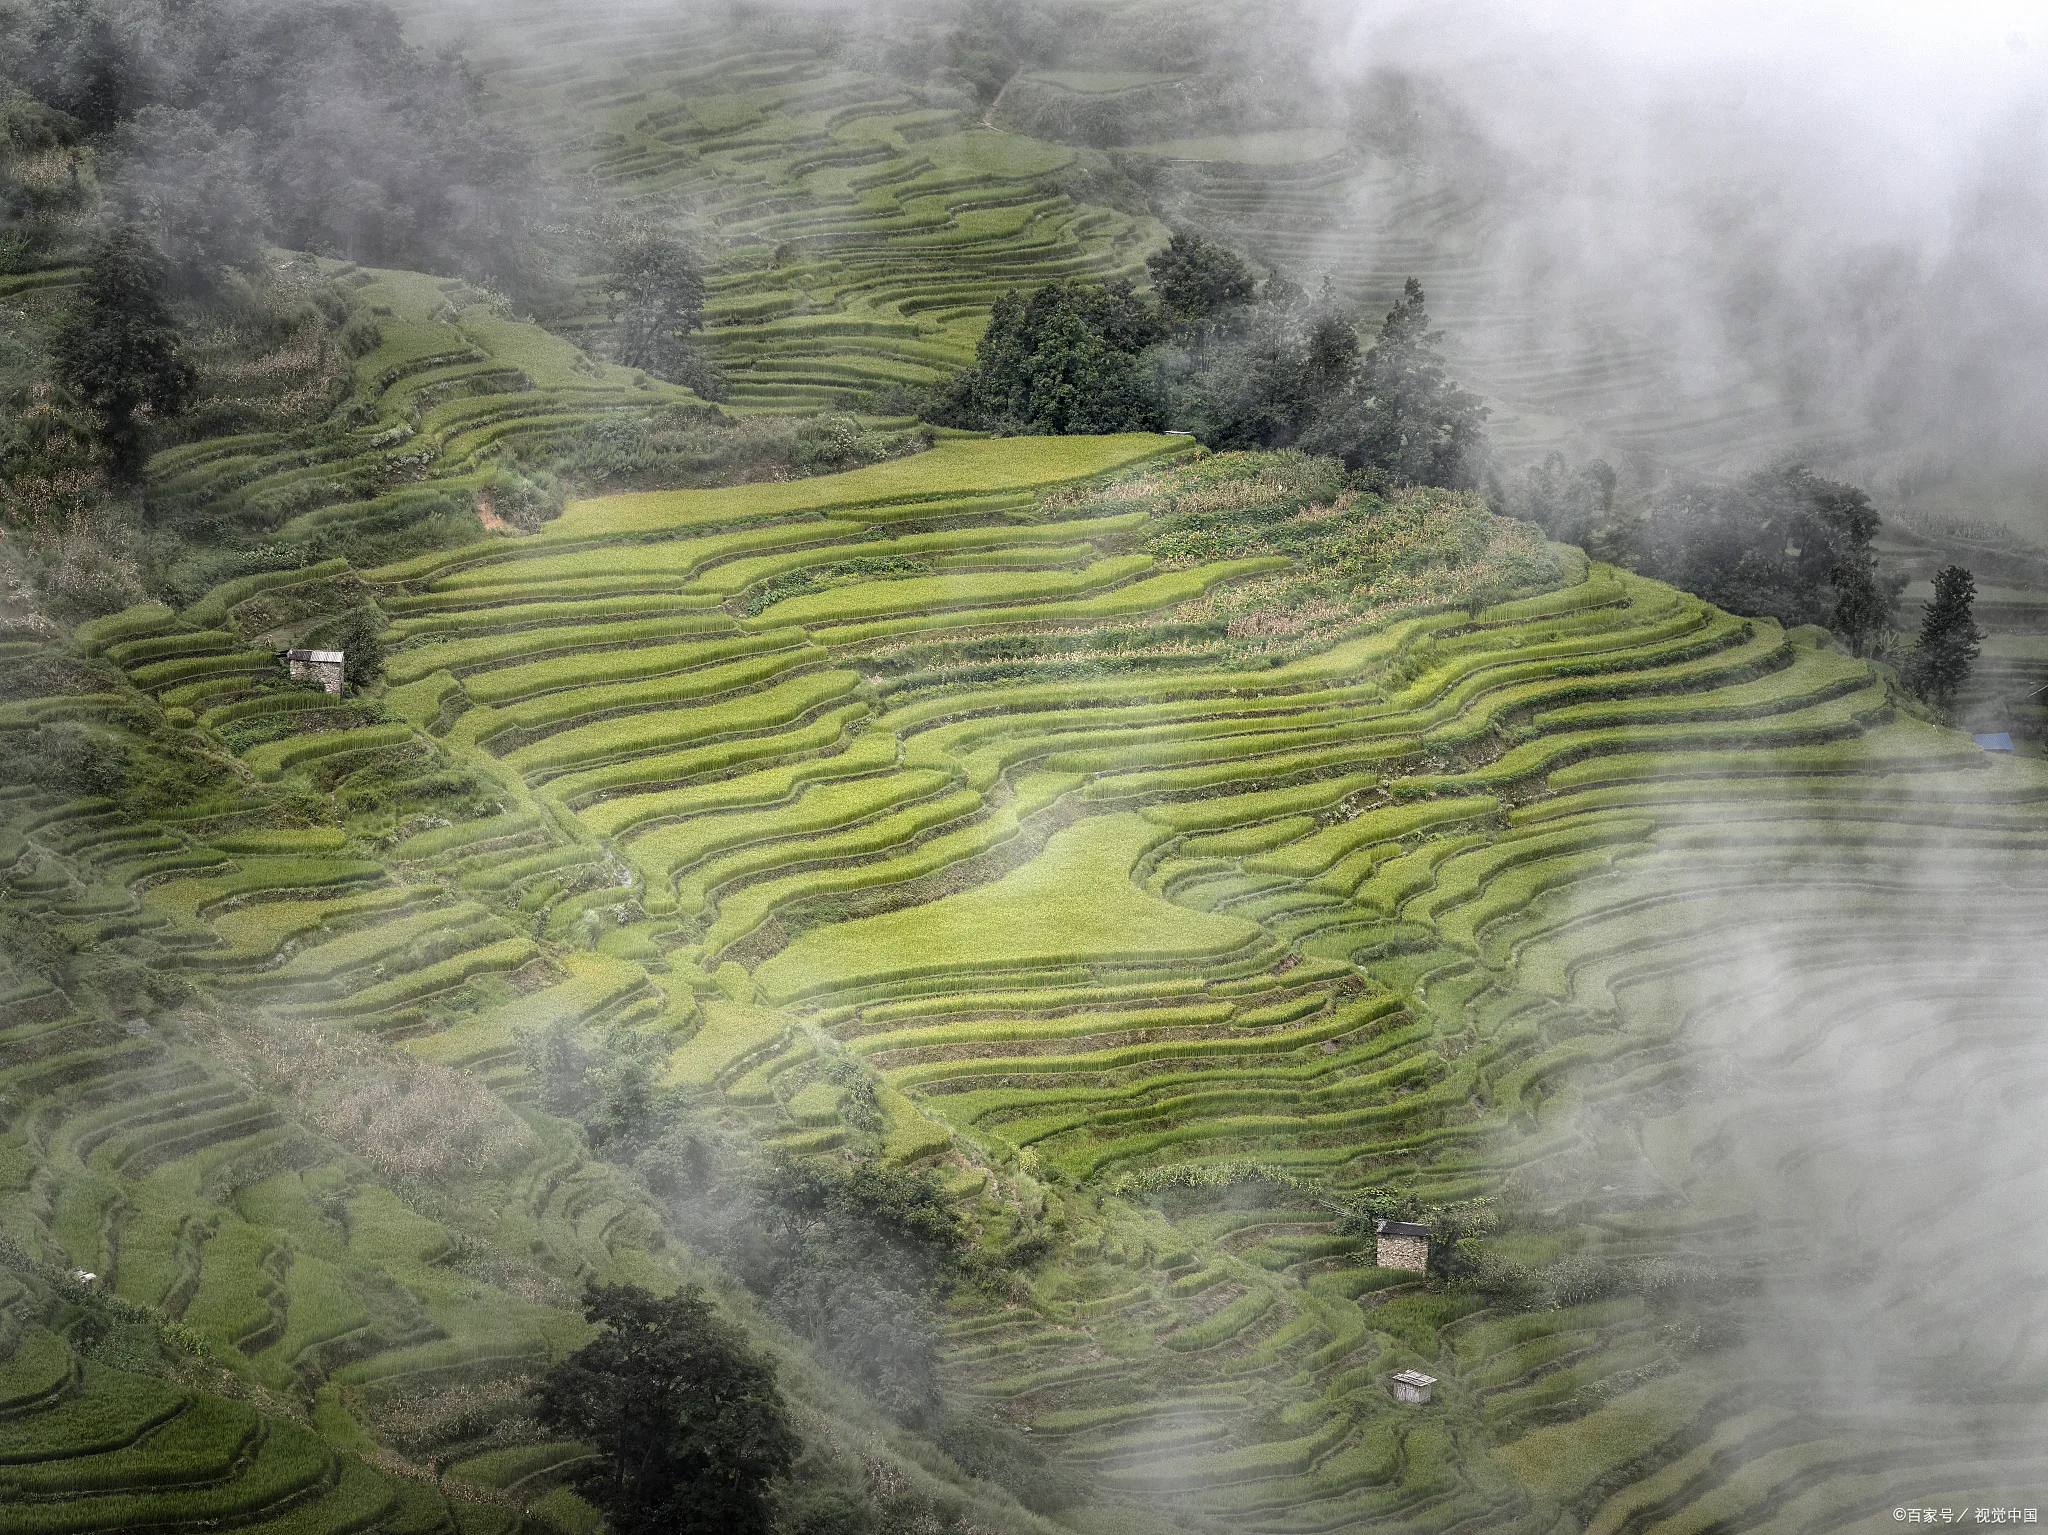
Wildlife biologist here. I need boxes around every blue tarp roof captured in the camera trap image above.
[1973,733,2016,751]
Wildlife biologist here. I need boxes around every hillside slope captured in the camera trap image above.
[8,437,2044,1531]
[448,5,1164,415]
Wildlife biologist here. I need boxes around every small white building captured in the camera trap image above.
[1376,1218,1430,1273]
[285,648,345,695]
[1390,1370,1437,1405]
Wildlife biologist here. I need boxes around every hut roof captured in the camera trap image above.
[1378,1220,1430,1238]
[285,648,345,664]
[1391,1370,1437,1388]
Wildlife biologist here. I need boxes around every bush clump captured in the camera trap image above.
[0,720,129,798]
[477,465,564,531]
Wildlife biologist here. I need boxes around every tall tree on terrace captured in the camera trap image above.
[1146,231,1257,328]
[1826,526,1895,658]
[533,1281,798,1535]
[602,229,725,399]
[1911,564,1982,713]
[1299,278,1488,488]
[49,226,195,480]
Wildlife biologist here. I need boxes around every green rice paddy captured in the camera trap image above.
[10,432,2044,1531]
[5,5,2045,1528]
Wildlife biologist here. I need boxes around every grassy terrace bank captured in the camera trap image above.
[6,436,2045,1532]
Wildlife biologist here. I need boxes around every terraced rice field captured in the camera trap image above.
[449,6,1164,416]
[3,3,2041,1526]
[139,264,706,574]
[9,434,2044,1530]
[437,0,1848,465]
[424,3,2048,749]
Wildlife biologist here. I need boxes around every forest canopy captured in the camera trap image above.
[932,234,1490,493]
[2,0,542,291]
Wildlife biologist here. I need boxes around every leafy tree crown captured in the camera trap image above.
[533,1281,798,1535]
[1146,231,1257,324]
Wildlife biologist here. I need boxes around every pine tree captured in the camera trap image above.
[1912,564,1982,712]
[49,227,196,479]
[1829,546,1894,658]
[1803,469,1898,656]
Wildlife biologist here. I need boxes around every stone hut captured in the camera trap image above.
[1390,1370,1436,1405]
[285,648,345,696]
[1376,1219,1430,1273]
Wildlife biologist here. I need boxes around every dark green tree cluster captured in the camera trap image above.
[535,1282,798,1535]
[3,0,542,295]
[1148,229,1257,325]
[932,235,1490,491]
[1503,453,1618,553]
[939,278,1166,435]
[1155,284,1361,452]
[1513,458,1903,656]
[1632,465,1900,654]
[1909,564,1982,712]
[1294,278,1489,488]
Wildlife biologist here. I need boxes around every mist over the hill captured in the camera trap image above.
[1523,822,2048,1482]
[512,0,2048,487]
[1258,0,2044,487]
[22,0,2047,491]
